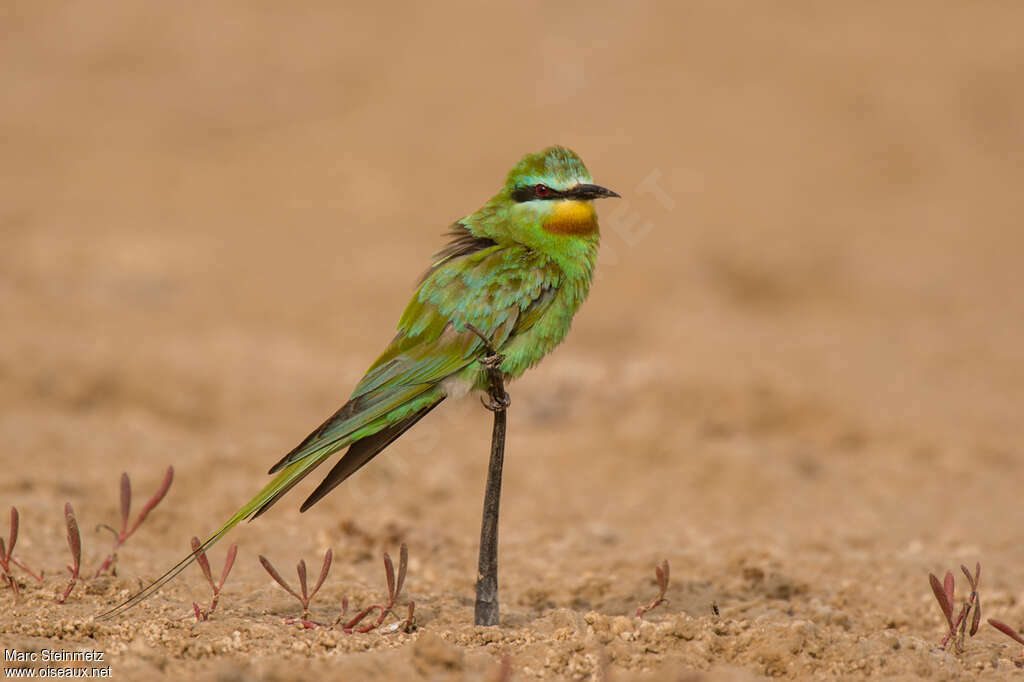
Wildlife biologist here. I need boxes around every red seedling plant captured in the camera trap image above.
[58,503,82,604]
[260,544,415,634]
[636,559,670,619]
[190,536,237,621]
[94,467,174,578]
[260,549,333,627]
[929,562,981,652]
[1,507,43,598]
[336,543,415,634]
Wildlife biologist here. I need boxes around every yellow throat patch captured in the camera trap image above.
[542,200,598,236]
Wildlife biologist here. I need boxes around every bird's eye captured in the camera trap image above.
[535,184,551,197]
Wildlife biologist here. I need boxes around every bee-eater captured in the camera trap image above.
[103,145,618,616]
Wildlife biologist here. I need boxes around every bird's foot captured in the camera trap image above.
[480,391,511,412]
[481,351,504,371]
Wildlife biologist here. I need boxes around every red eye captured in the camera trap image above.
[535,184,550,197]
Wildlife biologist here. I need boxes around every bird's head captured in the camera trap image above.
[500,146,619,237]
[465,147,619,257]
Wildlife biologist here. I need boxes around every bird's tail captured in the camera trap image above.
[98,385,446,620]
[97,454,330,620]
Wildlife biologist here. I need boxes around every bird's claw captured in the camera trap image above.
[482,352,504,371]
[480,392,511,412]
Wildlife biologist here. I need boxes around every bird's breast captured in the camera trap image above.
[542,200,598,236]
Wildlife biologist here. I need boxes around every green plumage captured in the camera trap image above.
[101,145,618,617]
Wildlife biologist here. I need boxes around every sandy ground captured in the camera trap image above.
[3,2,1024,680]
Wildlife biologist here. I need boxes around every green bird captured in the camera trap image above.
[102,145,618,616]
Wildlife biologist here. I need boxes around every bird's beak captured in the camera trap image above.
[570,184,621,200]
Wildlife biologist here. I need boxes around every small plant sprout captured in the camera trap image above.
[58,503,82,604]
[988,619,1024,666]
[94,466,174,578]
[190,536,237,621]
[928,562,982,652]
[1,507,43,598]
[260,549,333,627]
[336,543,415,634]
[636,559,670,619]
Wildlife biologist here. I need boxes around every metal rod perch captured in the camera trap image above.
[466,324,510,626]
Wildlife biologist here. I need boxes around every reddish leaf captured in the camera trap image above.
[310,550,332,601]
[929,573,954,626]
[64,504,81,571]
[383,552,396,600]
[960,564,975,590]
[403,600,416,633]
[120,473,131,534]
[191,537,214,588]
[259,555,301,601]
[943,571,955,609]
[989,619,1024,646]
[297,559,308,601]
[8,507,19,556]
[58,504,82,604]
[396,543,408,598]
[127,467,174,536]
[220,545,238,588]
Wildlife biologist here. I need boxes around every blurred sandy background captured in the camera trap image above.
[2,2,1023,680]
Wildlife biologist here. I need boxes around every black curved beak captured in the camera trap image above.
[569,183,621,200]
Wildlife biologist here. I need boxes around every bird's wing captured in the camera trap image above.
[265,239,563,512]
[270,238,560,475]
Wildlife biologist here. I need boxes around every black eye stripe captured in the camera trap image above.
[511,185,564,202]
[510,186,533,202]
